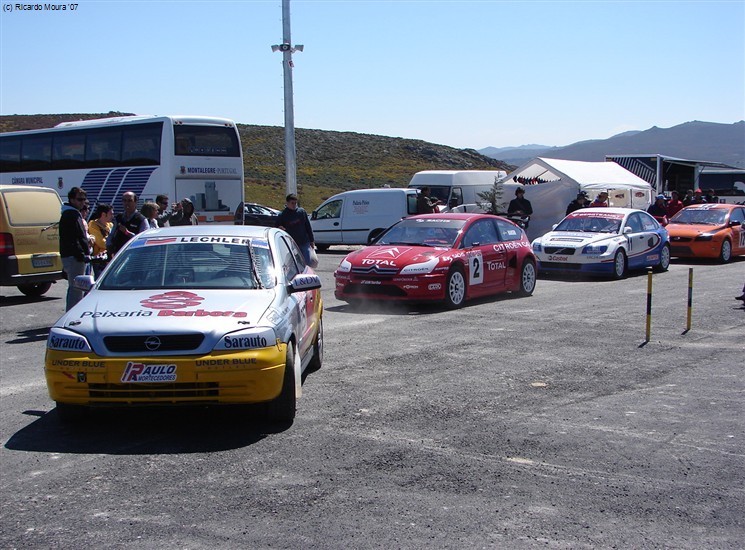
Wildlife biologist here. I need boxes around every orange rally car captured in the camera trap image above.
[666,203,745,262]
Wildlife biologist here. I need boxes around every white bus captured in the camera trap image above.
[0,115,244,222]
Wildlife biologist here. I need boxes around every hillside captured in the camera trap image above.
[480,121,745,168]
[0,113,512,210]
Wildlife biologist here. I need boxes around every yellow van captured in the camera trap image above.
[0,185,64,296]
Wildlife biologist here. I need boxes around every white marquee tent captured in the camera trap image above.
[499,158,654,239]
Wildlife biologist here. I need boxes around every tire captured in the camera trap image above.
[516,260,537,296]
[719,240,732,263]
[307,317,323,372]
[315,244,330,252]
[612,249,627,280]
[17,282,52,297]
[56,402,87,423]
[265,342,296,422]
[654,244,670,272]
[444,266,466,309]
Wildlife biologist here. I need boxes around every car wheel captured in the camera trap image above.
[56,402,87,423]
[654,244,671,272]
[612,249,627,279]
[17,282,52,297]
[719,240,732,263]
[516,260,537,296]
[265,342,296,423]
[315,244,330,252]
[444,266,466,309]
[307,317,323,372]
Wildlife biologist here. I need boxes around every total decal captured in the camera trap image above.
[121,362,177,383]
[79,291,248,319]
[362,247,412,267]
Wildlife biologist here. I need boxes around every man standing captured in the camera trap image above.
[59,187,91,311]
[155,194,174,227]
[589,192,609,207]
[277,194,315,265]
[507,187,533,227]
[107,191,148,258]
[416,187,441,214]
[566,191,589,215]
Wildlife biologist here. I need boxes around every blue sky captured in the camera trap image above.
[1,1,743,149]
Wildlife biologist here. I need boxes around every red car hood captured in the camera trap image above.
[344,245,449,272]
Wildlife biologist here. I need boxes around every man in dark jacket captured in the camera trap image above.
[59,187,91,311]
[107,191,148,257]
[566,191,589,215]
[277,194,315,265]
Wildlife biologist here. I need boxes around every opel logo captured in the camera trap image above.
[144,336,162,351]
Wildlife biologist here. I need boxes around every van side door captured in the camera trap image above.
[311,199,343,245]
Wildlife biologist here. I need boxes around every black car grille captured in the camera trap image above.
[670,246,693,255]
[104,333,205,353]
[351,265,399,276]
[88,382,219,400]
[543,247,576,255]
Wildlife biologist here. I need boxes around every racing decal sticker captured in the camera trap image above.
[121,362,177,383]
[739,228,745,248]
[141,291,204,310]
[468,251,484,285]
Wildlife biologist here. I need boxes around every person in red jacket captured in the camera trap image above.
[666,191,685,218]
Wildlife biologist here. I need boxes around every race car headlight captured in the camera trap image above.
[694,233,714,241]
[399,256,439,275]
[532,242,542,252]
[582,244,608,254]
[214,327,277,351]
[47,327,92,352]
[336,259,352,273]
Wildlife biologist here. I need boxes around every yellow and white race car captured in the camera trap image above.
[45,225,323,423]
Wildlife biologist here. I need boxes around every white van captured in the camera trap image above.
[407,170,507,212]
[310,188,419,250]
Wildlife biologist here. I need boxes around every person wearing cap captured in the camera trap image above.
[704,188,719,204]
[566,191,589,215]
[507,187,533,228]
[589,191,609,207]
[647,194,668,225]
[169,197,199,226]
[666,190,684,218]
[277,193,315,265]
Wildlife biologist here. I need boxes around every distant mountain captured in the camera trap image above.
[479,121,744,168]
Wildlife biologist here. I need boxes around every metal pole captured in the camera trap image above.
[281,0,297,197]
[645,269,653,342]
[686,268,693,332]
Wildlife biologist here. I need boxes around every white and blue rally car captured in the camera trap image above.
[531,208,670,279]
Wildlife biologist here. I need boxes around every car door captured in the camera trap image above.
[729,207,745,255]
[494,218,525,288]
[311,199,343,244]
[460,219,506,296]
[624,212,659,268]
[277,235,318,362]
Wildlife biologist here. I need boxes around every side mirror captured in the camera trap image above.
[288,273,322,294]
[311,211,318,220]
[623,226,633,234]
[73,274,95,292]
[730,220,741,227]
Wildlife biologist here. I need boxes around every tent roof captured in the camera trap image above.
[504,157,652,190]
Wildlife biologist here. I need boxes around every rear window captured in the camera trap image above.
[1,189,62,226]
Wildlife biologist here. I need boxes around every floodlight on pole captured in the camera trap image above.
[271,0,303,198]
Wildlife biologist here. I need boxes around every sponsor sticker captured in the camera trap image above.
[121,362,177,383]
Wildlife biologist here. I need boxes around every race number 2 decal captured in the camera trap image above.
[469,251,484,285]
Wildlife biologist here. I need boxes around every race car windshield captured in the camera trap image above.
[555,216,621,234]
[669,209,727,226]
[377,219,465,247]
[99,240,269,290]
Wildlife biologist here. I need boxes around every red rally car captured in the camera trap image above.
[333,213,537,308]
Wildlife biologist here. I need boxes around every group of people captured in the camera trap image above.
[58,189,200,311]
[682,188,719,206]
[565,191,611,215]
